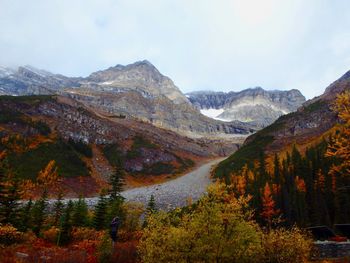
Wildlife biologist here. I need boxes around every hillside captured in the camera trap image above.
[214,70,350,178]
[0,95,231,197]
[213,70,350,228]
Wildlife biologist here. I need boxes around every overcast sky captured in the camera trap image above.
[1,0,350,99]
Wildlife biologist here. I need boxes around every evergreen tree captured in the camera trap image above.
[146,195,157,215]
[0,159,21,226]
[18,199,33,232]
[57,200,73,246]
[108,167,125,202]
[72,196,89,227]
[106,198,124,229]
[53,192,64,226]
[93,191,108,230]
[31,190,48,236]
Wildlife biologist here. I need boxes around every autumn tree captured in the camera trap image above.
[140,183,263,263]
[37,160,60,196]
[261,182,279,228]
[326,91,350,176]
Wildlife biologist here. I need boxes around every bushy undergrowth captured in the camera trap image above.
[139,183,313,263]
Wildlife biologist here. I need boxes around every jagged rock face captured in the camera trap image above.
[186,88,306,127]
[0,65,80,95]
[66,90,253,137]
[0,61,255,137]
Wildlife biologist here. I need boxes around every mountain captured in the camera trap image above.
[186,87,306,127]
[0,95,241,196]
[0,61,254,138]
[214,70,350,177]
[0,65,80,95]
[84,60,188,104]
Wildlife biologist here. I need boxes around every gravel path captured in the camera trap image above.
[57,158,224,210]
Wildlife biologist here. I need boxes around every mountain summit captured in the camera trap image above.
[84,60,189,105]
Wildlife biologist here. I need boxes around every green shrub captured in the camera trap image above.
[103,144,124,167]
[68,138,93,158]
[8,140,89,180]
[31,120,51,135]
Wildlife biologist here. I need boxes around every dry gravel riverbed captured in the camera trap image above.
[53,158,224,210]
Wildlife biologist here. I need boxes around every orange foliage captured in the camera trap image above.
[315,169,325,192]
[19,180,36,199]
[295,176,306,192]
[261,183,279,227]
[326,91,350,175]
[0,150,6,160]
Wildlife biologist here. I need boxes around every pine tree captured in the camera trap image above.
[0,158,21,226]
[57,200,73,246]
[108,167,125,202]
[146,195,157,214]
[72,196,89,227]
[93,191,108,230]
[31,190,48,236]
[52,192,64,226]
[18,199,33,232]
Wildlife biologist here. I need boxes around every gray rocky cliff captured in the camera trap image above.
[186,87,306,127]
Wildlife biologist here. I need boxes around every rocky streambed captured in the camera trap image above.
[54,158,224,210]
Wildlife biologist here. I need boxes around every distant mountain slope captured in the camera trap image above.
[0,61,255,137]
[214,70,350,178]
[0,95,239,196]
[0,65,80,95]
[186,87,305,127]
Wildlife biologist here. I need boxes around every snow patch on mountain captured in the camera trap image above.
[200,108,228,121]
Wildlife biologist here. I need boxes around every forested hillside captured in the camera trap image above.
[214,75,350,227]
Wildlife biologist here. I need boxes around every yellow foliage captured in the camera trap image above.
[262,227,313,263]
[122,202,144,233]
[37,160,60,192]
[139,183,263,263]
[326,91,350,175]
[19,179,36,199]
[42,226,59,244]
[0,224,23,246]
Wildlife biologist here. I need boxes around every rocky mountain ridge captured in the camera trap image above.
[186,87,306,127]
[0,61,255,137]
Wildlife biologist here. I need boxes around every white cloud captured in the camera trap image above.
[0,0,349,99]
